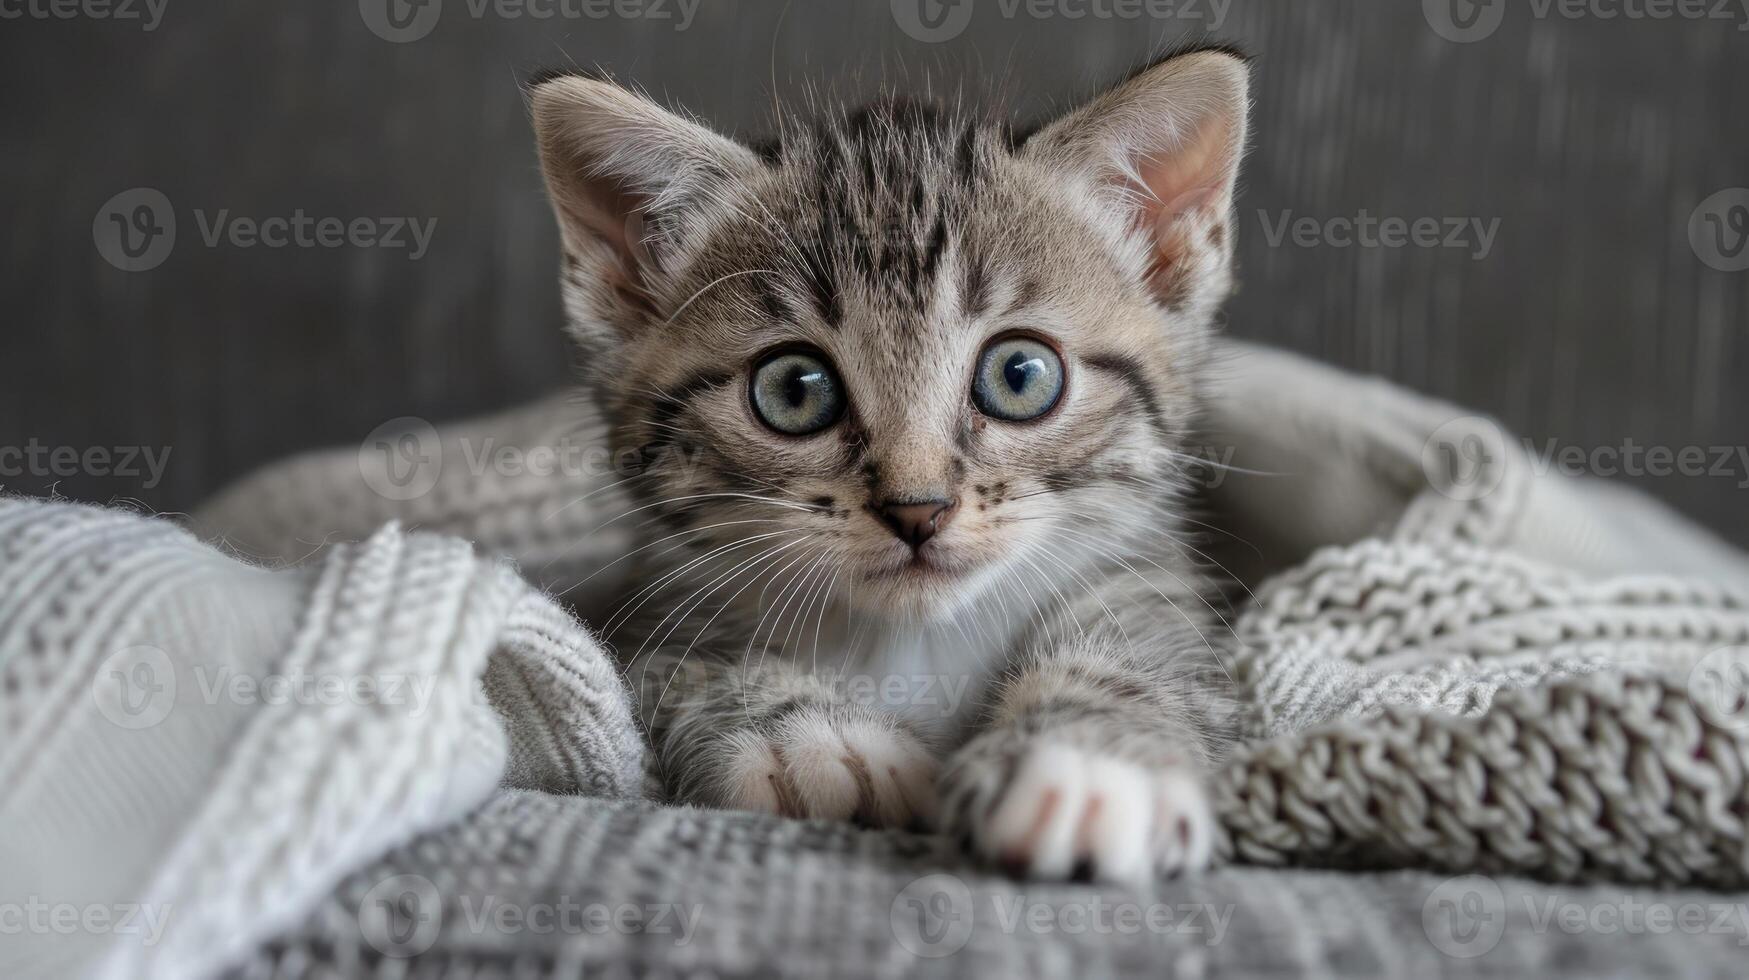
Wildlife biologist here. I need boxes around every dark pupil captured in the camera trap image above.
[782,366,818,407]
[1003,351,1043,394]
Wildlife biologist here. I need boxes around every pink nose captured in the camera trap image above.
[877,499,958,549]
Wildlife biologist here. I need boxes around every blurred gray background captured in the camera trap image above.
[2,0,1746,544]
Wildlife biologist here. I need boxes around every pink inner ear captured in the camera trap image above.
[1124,113,1236,302]
[1130,112,1235,233]
[560,176,655,294]
[554,176,660,318]
[590,183,644,269]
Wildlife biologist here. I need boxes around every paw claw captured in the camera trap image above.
[946,740,1215,883]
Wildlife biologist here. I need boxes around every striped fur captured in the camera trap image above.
[531,45,1252,880]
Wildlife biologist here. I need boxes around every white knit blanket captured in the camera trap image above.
[0,499,643,980]
[6,341,1749,978]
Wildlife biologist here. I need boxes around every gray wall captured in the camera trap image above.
[3,0,1746,544]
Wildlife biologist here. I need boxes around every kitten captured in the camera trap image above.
[529,44,1248,882]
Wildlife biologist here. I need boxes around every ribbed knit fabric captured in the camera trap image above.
[1192,333,1749,882]
[181,341,1749,891]
[1215,538,1749,884]
[225,793,1749,980]
[11,340,1749,977]
[0,497,642,980]
[190,394,638,624]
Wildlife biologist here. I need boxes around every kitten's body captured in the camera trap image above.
[617,519,1228,739]
[531,46,1250,881]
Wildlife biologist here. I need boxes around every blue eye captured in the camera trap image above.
[750,349,846,435]
[971,336,1064,421]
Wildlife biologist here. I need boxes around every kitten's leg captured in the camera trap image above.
[643,653,940,828]
[940,630,1233,882]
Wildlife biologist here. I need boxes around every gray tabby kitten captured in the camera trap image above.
[530,44,1248,882]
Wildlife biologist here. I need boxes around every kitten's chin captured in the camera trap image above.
[850,553,997,623]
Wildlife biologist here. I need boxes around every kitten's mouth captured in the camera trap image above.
[851,546,999,621]
[870,549,975,583]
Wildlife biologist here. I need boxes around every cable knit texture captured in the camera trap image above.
[8,341,1749,978]
[1216,538,1749,884]
[0,497,641,980]
[182,344,1749,893]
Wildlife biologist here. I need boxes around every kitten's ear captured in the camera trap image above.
[1023,47,1250,311]
[529,72,760,317]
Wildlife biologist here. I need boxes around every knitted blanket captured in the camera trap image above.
[1195,352,1749,886]
[7,342,1749,978]
[193,341,1749,889]
[0,499,643,980]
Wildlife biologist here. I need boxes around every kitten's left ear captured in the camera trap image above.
[528,71,762,322]
[1024,46,1250,311]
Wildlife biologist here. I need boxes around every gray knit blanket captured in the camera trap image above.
[6,341,1749,978]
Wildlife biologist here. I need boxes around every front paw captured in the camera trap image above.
[706,706,938,829]
[942,741,1215,883]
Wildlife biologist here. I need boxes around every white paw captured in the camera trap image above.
[965,743,1214,883]
[713,708,938,828]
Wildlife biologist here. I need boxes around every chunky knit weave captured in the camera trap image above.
[9,341,1749,977]
[1215,537,1749,885]
[0,497,641,980]
[225,792,1749,980]
[185,342,1749,892]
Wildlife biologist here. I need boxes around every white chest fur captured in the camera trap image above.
[769,599,1019,741]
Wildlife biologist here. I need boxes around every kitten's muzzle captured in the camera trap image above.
[876,498,959,551]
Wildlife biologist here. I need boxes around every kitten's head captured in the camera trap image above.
[531,47,1249,622]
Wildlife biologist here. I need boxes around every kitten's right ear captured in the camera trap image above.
[1021,46,1250,314]
[529,72,760,313]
